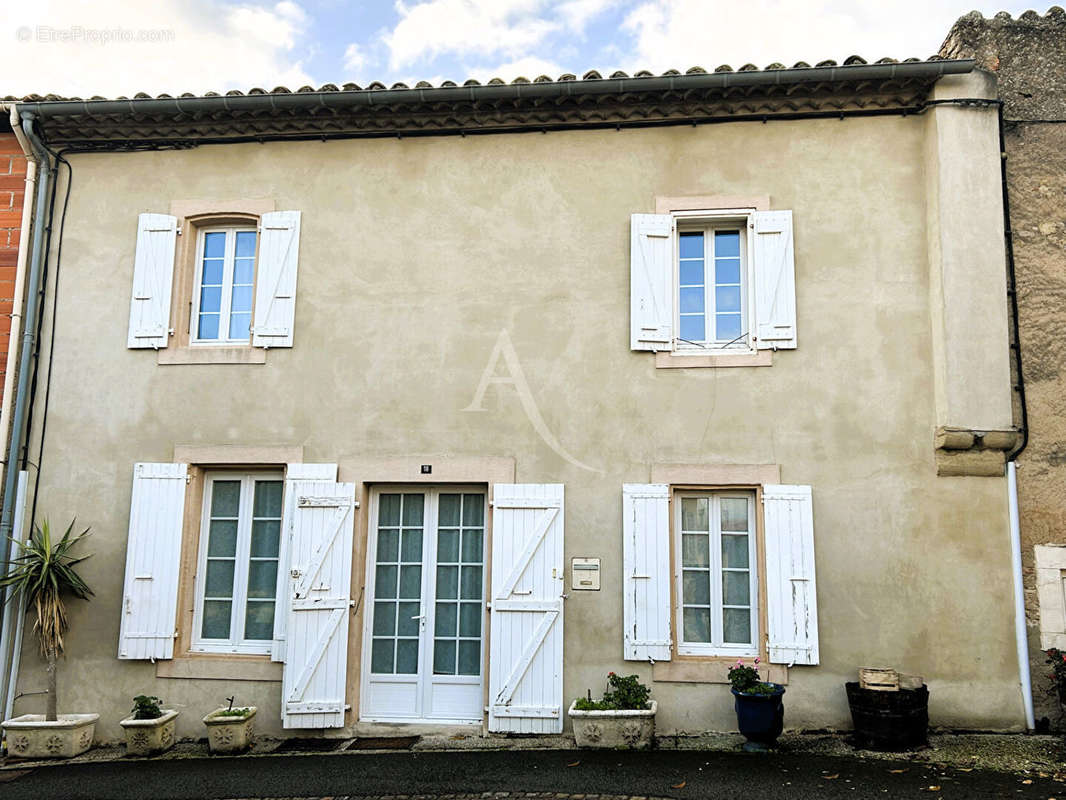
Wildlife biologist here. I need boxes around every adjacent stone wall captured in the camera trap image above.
[941,7,1066,727]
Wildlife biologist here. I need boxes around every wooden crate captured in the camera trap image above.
[859,667,900,691]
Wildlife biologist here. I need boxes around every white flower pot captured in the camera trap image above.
[2,713,99,759]
[119,709,179,756]
[568,700,656,750]
[202,707,257,754]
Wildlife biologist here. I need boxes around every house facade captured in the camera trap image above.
[1,57,1027,742]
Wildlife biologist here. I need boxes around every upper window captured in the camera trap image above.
[193,226,258,344]
[675,490,758,657]
[677,223,748,349]
[192,472,284,654]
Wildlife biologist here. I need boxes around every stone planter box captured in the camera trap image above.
[203,706,256,754]
[568,700,656,749]
[120,709,179,756]
[2,713,99,758]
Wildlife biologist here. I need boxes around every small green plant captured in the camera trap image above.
[218,707,254,718]
[574,672,651,711]
[728,658,777,695]
[131,695,164,720]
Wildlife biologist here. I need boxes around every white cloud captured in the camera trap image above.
[465,55,567,82]
[557,0,619,32]
[384,0,560,70]
[3,0,315,97]
[343,42,367,72]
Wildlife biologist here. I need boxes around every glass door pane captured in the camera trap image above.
[370,492,425,674]
[433,493,485,676]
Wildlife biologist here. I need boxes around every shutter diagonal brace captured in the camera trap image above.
[292,501,352,599]
[258,220,297,337]
[287,607,345,703]
[492,608,559,708]
[495,505,559,601]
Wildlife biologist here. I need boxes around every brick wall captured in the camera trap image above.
[0,134,26,391]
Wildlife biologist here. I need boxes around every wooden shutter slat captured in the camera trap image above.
[763,484,819,665]
[252,210,301,349]
[752,210,797,350]
[630,213,674,351]
[127,214,177,349]
[622,484,672,661]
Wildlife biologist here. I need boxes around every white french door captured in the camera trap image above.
[360,487,487,723]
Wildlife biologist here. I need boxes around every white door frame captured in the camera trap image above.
[359,485,489,725]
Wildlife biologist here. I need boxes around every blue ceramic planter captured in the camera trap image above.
[732,684,785,751]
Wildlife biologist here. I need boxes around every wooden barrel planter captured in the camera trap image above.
[845,682,929,751]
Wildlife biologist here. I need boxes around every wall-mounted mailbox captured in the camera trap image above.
[571,557,600,591]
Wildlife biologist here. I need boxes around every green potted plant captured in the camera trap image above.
[1,520,97,758]
[568,672,656,749]
[203,697,257,754]
[729,657,785,752]
[119,695,179,756]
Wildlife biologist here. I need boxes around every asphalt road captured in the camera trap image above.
[0,748,1060,800]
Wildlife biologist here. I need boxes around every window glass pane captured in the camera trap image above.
[401,529,423,562]
[679,287,705,313]
[397,601,421,636]
[201,259,224,285]
[371,638,394,673]
[233,258,255,285]
[402,494,424,526]
[250,520,280,558]
[459,602,481,637]
[235,230,257,258]
[230,285,254,314]
[253,481,283,517]
[716,258,741,285]
[714,230,740,258]
[212,480,241,517]
[205,560,235,597]
[379,494,401,526]
[458,640,480,676]
[197,313,219,340]
[247,561,278,599]
[461,530,483,563]
[377,529,399,563]
[398,565,422,599]
[436,565,458,599]
[435,602,457,636]
[438,494,461,526]
[679,232,704,259]
[199,286,222,314]
[715,285,742,314]
[723,571,750,606]
[228,313,251,341]
[682,533,710,568]
[682,570,710,605]
[721,534,749,569]
[374,565,398,598]
[244,601,275,640]
[433,639,456,675]
[723,608,752,644]
[679,260,704,286]
[204,231,226,258]
[683,607,711,643]
[721,498,749,532]
[716,313,742,341]
[679,315,704,342]
[460,565,482,600]
[462,494,485,526]
[396,639,419,674]
[373,601,396,636]
[201,600,231,639]
[681,497,709,531]
[437,530,459,563]
[207,520,238,557]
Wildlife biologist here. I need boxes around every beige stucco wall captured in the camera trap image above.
[10,97,1023,741]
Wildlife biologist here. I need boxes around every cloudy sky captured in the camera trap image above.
[2,0,1045,97]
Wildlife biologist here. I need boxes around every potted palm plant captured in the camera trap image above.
[729,657,785,752]
[1,519,98,758]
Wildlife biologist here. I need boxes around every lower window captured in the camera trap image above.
[192,472,285,654]
[675,490,758,656]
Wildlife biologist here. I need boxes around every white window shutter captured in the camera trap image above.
[117,463,187,660]
[752,210,797,350]
[622,484,671,662]
[763,484,818,665]
[488,484,565,733]
[127,213,178,349]
[253,210,302,349]
[630,213,674,351]
[279,463,355,728]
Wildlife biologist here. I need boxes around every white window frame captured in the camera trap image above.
[672,209,755,353]
[191,225,258,346]
[191,471,286,655]
[674,489,759,657]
